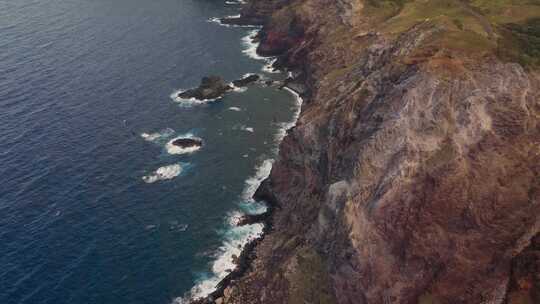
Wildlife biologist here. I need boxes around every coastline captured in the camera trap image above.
[180,8,306,304]
[185,85,304,304]
[186,0,540,303]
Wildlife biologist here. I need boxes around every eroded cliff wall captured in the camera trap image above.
[219,1,540,303]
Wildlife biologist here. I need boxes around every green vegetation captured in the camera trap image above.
[360,0,540,68]
[498,18,540,67]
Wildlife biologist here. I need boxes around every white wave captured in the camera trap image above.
[141,128,175,142]
[274,87,304,144]
[234,125,254,133]
[241,29,267,61]
[173,222,264,303]
[142,164,183,184]
[262,58,279,73]
[242,72,257,78]
[241,159,274,202]
[241,30,280,73]
[228,107,242,111]
[172,157,277,303]
[207,15,260,28]
[165,134,202,155]
[145,224,158,230]
[229,83,248,93]
[172,64,305,304]
[170,89,218,107]
[225,0,246,4]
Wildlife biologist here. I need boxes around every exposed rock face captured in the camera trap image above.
[232,74,260,87]
[213,1,540,304]
[172,137,202,149]
[506,233,540,304]
[178,76,232,100]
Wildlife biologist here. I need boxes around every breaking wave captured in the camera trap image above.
[172,13,305,304]
[233,124,254,133]
[274,87,303,146]
[142,164,183,184]
[170,89,219,107]
[173,158,276,303]
[165,134,203,155]
[207,15,260,28]
[241,29,266,61]
[140,128,175,142]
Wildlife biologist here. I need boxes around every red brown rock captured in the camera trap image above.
[205,1,540,304]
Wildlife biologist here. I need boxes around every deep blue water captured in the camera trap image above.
[0,1,297,303]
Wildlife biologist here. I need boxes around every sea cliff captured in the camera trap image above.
[209,1,540,303]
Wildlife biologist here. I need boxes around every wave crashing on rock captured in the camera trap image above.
[166,135,203,155]
[142,164,183,184]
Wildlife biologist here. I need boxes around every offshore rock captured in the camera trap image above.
[178,76,232,100]
[171,137,202,149]
[232,74,260,87]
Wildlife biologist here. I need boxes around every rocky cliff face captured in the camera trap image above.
[217,1,540,303]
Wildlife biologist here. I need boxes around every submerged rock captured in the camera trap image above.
[178,76,232,100]
[171,137,202,149]
[232,74,260,87]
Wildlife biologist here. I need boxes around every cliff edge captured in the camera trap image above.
[217,1,540,303]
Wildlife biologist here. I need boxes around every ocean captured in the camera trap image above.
[0,0,298,303]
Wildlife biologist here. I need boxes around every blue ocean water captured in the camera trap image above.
[0,1,297,303]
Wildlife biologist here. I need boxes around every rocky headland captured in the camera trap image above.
[201,1,540,303]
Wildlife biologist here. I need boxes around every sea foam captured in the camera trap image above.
[142,164,183,184]
[241,30,281,74]
[274,87,304,146]
[173,221,263,303]
[207,15,259,28]
[233,124,254,133]
[141,128,175,142]
[165,134,202,155]
[241,29,266,61]
[262,58,279,74]
[225,0,246,4]
[173,17,305,304]
[173,158,276,303]
[173,87,304,304]
[170,89,219,107]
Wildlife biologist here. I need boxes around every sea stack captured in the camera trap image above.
[177,76,232,100]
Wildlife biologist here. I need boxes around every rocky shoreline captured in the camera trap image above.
[186,8,313,302]
[192,0,540,303]
[177,74,262,102]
